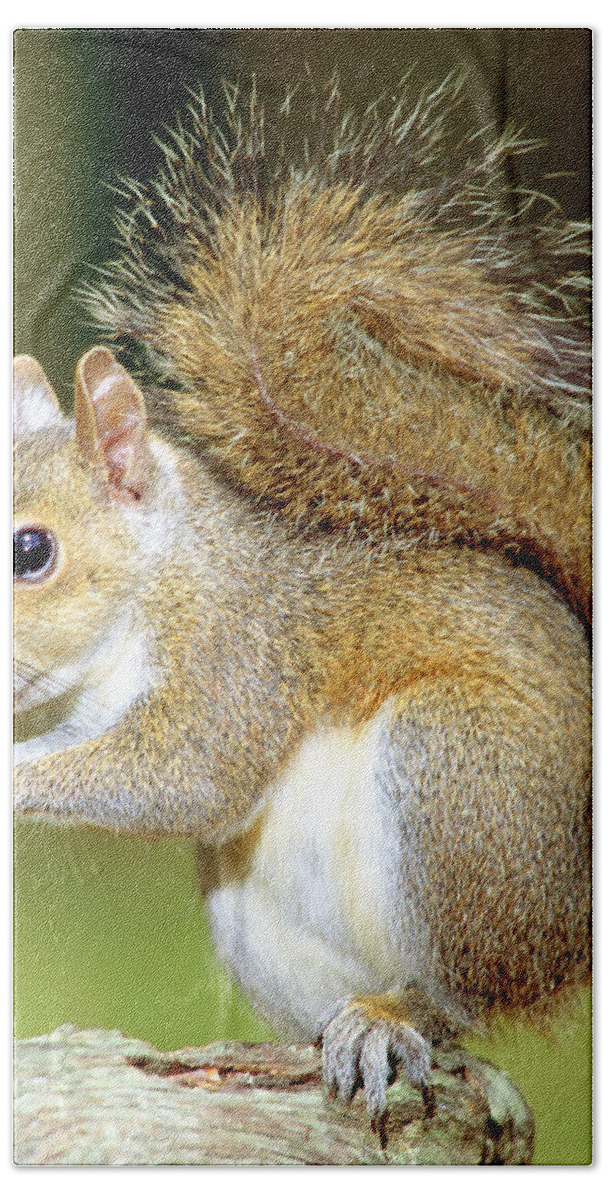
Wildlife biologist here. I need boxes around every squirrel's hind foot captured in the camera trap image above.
[321,990,453,1122]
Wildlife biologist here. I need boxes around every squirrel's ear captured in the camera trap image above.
[13,356,66,439]
[75,347,149,501]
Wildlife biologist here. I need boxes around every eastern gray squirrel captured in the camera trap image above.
[13,77,591,1123]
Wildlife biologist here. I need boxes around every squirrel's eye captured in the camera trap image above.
[13,527,57,581]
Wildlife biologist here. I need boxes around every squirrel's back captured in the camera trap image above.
[86,75,591,628]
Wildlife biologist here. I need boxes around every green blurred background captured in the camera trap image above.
[14,28,592,1165]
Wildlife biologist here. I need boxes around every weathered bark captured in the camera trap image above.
[14,1025,534,1165]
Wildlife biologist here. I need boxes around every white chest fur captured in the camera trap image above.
[203,703,432,1039]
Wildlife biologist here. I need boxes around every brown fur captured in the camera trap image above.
[87,77,591,626]
[14,78,591,1111]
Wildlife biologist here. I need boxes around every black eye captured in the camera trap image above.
[13,527,57,580]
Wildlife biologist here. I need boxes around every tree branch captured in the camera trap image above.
[14,1025,534,1165]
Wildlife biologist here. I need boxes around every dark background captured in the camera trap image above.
[13,28,592,1165]
[15,28,591,399]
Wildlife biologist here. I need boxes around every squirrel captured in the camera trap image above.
[13,76,591,1125]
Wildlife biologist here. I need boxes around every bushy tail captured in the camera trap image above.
[86,75,591,627]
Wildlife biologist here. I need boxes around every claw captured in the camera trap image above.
[360,1022,392,1118]
[321,997,433,1123]
[321,1005,367,1102]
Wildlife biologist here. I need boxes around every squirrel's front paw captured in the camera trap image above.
[321,994,433,1121]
